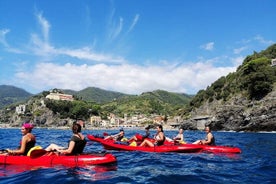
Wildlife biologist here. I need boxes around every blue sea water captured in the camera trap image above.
[0,128,275,184]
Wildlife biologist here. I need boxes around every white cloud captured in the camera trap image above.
[233,46,247,54]
[0,29,24,53]
[36,12,51,43]
[0,29,10,47]
[57,47,126,63]
[230,56,244,67]
[15,60,236,95]
[254,35,274,45]
[27,13,126,63]
[200,42,214,51]
[127,14,139,33]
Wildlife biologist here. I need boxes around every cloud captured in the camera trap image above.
[254,35,274,45]
[127,14,139,33]
[36,12,51,43]
[57,47,126,63]
[233,46,247,54]
[0,29,24,53]
[14,60,236,95]
[109,16,123,40]
[27,12,126,63]
[0,29,9,47]
[200,42,214,51]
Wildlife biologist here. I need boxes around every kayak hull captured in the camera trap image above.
[0,153,117,167]
[88,134,241,154]
[87,134,202,153]
[200,145,241,154]
[164,140,241,154]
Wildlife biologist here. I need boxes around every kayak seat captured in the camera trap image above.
[27,145,43,156]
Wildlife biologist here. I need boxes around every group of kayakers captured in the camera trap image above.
[104,124,215,148]
[3,121,215,156]
[5,120,87,156]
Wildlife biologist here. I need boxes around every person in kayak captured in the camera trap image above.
[129,126,150,142]
[7,122,36,156]
[104,128,125,141]
[139,125,165,147]
[193,126,215,145]
[173,128,186,144]
[45,121,87,155]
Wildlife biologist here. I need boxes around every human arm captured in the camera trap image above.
[201,133,212,145]
[58,141,75,154]
[7,136,28,155]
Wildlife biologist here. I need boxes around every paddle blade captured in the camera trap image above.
[103,132,109,136]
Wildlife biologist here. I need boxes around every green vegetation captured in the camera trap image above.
[0,85,32,109]
[189,44,276,110]
[101,90,192,118]
[66,87,130,103]
[44,99,101,120]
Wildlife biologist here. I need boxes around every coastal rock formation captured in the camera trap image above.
[187,88,276,132]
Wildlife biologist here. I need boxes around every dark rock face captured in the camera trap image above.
[189,90,276,132]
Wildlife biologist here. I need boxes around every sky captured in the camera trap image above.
[0,0,275,95]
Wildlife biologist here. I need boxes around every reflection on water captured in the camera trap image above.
[71,164,118,181]
[0,163,117,182]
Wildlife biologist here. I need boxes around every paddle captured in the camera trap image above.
[103,132,109,136]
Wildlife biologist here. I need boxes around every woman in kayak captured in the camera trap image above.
[104,128,125,141]
[45,121,87,155]
[193,126,215,145]
[7,122,36,156]
[173,128,186,144]
[139,125,165,147]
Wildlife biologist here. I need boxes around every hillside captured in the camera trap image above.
[101,90,192,117]
[0,86,193,127]
[182,44,276,131]
[0,85,33,109]
[65,87,131,104]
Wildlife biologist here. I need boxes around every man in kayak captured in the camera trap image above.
[45,120,87,155]
[7,122,36,155]
[104,128,126,141]
[139,125,165,147]
[193,126,215,145]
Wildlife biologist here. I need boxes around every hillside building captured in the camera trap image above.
[271,59,276,67]
[46,92,74,101]
[16,104,26,114]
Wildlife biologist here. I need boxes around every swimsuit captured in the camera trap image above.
[69,135,87,155]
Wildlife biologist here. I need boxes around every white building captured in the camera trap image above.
[271,59,276,67]
[16,104,26,114]
[46,92,74,101]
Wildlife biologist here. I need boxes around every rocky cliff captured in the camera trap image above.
[187,85,276,132]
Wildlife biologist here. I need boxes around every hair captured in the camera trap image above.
[72,123,81,134]
[22,122,34,132]
[157,124,163,132]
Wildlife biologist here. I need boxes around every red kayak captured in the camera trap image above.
[87,134,202,153]
[164,140,242,154]
[0,152,117,167]
[199,145,241,154]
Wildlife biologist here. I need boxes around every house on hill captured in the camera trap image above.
[271,59,276,67]
[46,90,74,101]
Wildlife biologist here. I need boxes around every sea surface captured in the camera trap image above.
[0,128,275,184]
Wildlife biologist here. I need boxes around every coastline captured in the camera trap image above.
[1,124,276,133]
